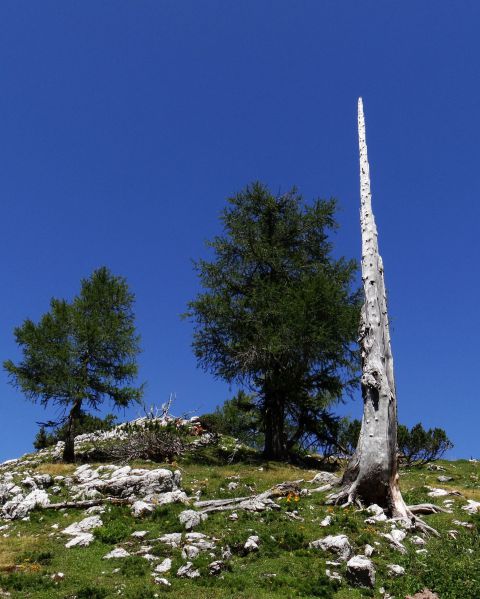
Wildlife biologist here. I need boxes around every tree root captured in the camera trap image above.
[408,503,449,515]
[326,484,440,536]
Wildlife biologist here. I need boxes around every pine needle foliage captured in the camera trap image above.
[4,266,143,462]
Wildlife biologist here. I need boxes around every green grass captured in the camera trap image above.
[0,455,478,598]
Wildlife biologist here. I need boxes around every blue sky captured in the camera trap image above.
[0,1,478,461]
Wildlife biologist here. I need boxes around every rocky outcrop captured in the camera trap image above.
[346,555,375,588]
[309,534,352,561]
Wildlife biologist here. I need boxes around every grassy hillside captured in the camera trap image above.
[0,438,478,599]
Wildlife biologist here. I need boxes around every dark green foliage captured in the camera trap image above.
[186,182,361,459]
[94,506,133,544]
[19,549,53,565]
[76,586,109,599]
[119,556,151,577]
[295,572,341,597]
[4,266,143,462]
[0,571,53,592]
[337,417,362,455]
[34,411,117,450]
[199,390,263,448]
[125,587,160,599]
[398,422,453,466]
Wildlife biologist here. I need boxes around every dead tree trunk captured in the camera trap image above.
[329,99,431,530]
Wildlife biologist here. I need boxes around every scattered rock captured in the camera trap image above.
[228,512,239,521]
[346,555,375,588]
[320,515,332,527]
[131,500,155,517]
[209,560,225,575]
[2,489,50,520]
[308,472,340,486]
[406,590,439,599]
[51,572,64,581]
[452,519,473,529]
[366,503,384,516]
[387,564,405,577]
[182,544,200,560]
[177,562,200,578]
[411,536,426,546]
[103,548,130,559]
[244,535,260,552]
[158,532,182,548]
[154,558,172,573]
[179,509,208,530]
[364,544,374,557]
[62,516,102,536]
[65,533,94,548]
[437,475,453,483]
[131,530,149,538]
[462,499,480,515]
[152,576,171,586]
[427,488,450,498]
[309,534,352,561]
[325,569,342,582]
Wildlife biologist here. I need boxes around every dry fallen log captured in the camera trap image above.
[43,497,131,510]
[193,480,303,514]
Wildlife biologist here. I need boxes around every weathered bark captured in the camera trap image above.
[63,399,82,463]
[329,100,432,531]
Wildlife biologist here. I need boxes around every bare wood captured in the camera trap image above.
[43,497,132,510]
[328,99,437,535]
[408,503,449,515]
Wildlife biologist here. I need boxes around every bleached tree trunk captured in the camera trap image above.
[329,100,435,531]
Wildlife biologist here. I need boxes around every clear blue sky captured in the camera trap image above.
[0,1,478,461]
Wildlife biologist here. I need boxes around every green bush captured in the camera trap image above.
[76,586,109,599]
[94,506,132,544]
[119,556,151,577]
[199,390,263,449]
[34,411,117,450]
[398,423,453,465]
[0,572,53,591]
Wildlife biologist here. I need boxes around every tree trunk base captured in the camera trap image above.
[327,479,440,537]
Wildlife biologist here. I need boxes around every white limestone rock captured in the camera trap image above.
[346,555,375,588]
[131,530,149,538]
[154,558,172,574]
[65,533,94,548]
[152,576,171,586]
[244,535,260,552]
[2,489,50,519]
[158,532,182,548]
[103,548,130,559]
[364,544,374,557]
[462,499,480,515]
[177,562,200,578]
[62,516,102,536]
[309,534,352,561]
[182,544,200,560]
[209,560,226,575]
[179,509,208,530]
[308,472,340,486]
[387,564,405,577]
[131,500,155,517]
[325,569,342,583]
[427,488,450,498]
